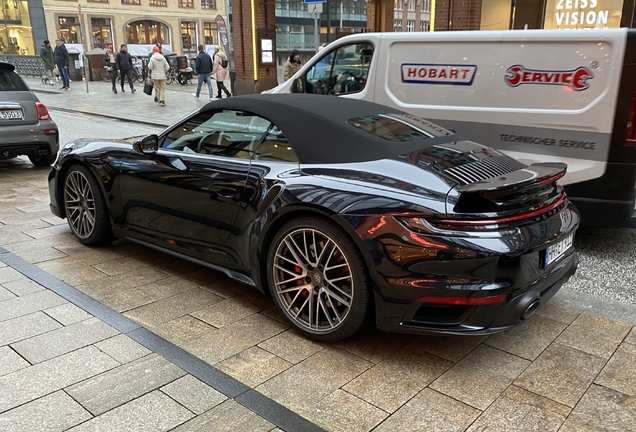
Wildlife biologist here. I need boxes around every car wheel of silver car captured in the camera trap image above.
[63,164,114,246]
[28,153,57,167]
[267,217,371,342]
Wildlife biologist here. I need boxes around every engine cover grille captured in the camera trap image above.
[444,156,527,185]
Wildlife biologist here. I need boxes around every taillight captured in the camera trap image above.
[625,91,636,146]
[417,294,506,305]
[35,102,50,121]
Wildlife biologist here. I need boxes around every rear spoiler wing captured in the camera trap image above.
[456,163,567,193]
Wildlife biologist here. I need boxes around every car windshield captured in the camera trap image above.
[0,67,29,91]
[346,113,453,143]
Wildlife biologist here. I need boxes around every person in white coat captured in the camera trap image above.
[147,45,170,106]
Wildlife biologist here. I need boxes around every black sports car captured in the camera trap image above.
[49,94,579,342]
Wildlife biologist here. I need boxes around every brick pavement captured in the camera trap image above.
[1,84,636,431]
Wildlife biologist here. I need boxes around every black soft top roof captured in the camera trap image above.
[201,94,458,164]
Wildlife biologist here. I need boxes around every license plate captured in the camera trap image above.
[544,233,574,267]
[0,109,23,120]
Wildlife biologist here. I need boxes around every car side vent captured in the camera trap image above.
[444,156,527,185]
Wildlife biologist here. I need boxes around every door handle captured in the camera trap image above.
[210,186,237,198]
[169,157,188,171]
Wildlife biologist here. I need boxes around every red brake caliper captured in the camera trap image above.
[296,266,309,297]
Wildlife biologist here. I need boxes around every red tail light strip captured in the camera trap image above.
[35,102,50,121]
[417,294,506,305]
[435,194,567,226]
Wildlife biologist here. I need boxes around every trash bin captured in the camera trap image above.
[86,53,105,81]
[68,53,83,82]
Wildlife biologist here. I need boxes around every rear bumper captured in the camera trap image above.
[375,252,578,336]
[0,121,59,159]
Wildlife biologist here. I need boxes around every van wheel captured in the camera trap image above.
[267,217,371,342]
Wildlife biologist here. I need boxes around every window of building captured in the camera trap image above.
[407,0,415,10]
[393,19,402,32]
[394,0,403,10]
[422,0,431,12]
[91,18,112,49]
[88,0,108,3]
[149,0,167,6]
[407,20,415,31]
[179,0,194,8]
[419,20,430,31]
[126,20,169,44]
[181,21,196,53]
[203,22,217,44]
[121,0,141,4]
[58,16,80,44]
[201,0,216,9]
[0,0,35,54]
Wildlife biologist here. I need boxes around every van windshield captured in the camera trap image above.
[346,113,453,142]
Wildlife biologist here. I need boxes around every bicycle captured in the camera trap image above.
[166,67,176,85]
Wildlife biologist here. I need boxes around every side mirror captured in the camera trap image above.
[291,77,304,94]
[133,134,158,155]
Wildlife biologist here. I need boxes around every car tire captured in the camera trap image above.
[63,164,114,246]
[267,216,371,342]
[28,153,57,167]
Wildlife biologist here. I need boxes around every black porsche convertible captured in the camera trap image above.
[49,94,579,341]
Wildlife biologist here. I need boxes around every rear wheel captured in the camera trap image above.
[63,164,113,246]
[267,217,370,342]
[28,153,57,167]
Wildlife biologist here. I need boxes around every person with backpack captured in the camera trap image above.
[192,45,214,100]
[212,47,231,99]
[115,44,136,93]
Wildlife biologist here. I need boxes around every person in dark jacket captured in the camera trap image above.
[192,45,213,100]
[53,39,70,90]
[115,44,136,93]
[40,40,55,86]
[104,44,118,93]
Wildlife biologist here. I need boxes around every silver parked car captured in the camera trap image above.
[0,62,58,166]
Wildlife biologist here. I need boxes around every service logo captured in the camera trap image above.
[504,65,593,91]
[401,64,478,86]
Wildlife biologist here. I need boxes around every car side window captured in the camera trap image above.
[161,111,270,158]
[304,43,373,96]
[253,125,299,163]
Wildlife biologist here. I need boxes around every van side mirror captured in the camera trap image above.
[291,77,305,93]
[133,134,158,155]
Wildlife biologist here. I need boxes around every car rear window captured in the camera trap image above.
[346,113,453,142]
[0,67,29,91]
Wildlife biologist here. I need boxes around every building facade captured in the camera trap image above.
[1,0,47,55]
[40,0,227,56]
[393,0,431,32]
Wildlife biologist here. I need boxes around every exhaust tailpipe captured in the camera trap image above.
[521,300,541,320]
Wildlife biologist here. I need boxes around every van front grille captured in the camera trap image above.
[444,156,527,185]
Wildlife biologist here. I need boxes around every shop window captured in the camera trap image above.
[179,0,194,8]
[204,22,217,44]
[201,0,216,9]
[58,16,80,44]
[0,0,35,54]
[181,21,196,54]
[121,0,141,4]
[91,18,112,49]
[126,20,169,44]
[149,0,167,5]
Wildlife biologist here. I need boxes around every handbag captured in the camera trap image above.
[143,78,154,96]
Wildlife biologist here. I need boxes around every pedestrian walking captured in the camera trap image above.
[53,39,70,90]
[115,44,136,93]
[193,45,214,101]
[212,48,231,99]
[148,45,170,107]
[40,40,55,86]
[104,44,118,93]
[283,50,302,82]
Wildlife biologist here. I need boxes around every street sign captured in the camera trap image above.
[307,3,323,13]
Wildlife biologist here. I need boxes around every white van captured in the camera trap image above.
[268,29,636,226]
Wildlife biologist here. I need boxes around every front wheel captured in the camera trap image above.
[63,164,114,246]
[267,217,371,342]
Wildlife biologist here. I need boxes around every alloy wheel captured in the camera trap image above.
[64,170,96,239]
[272,228,354,333]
